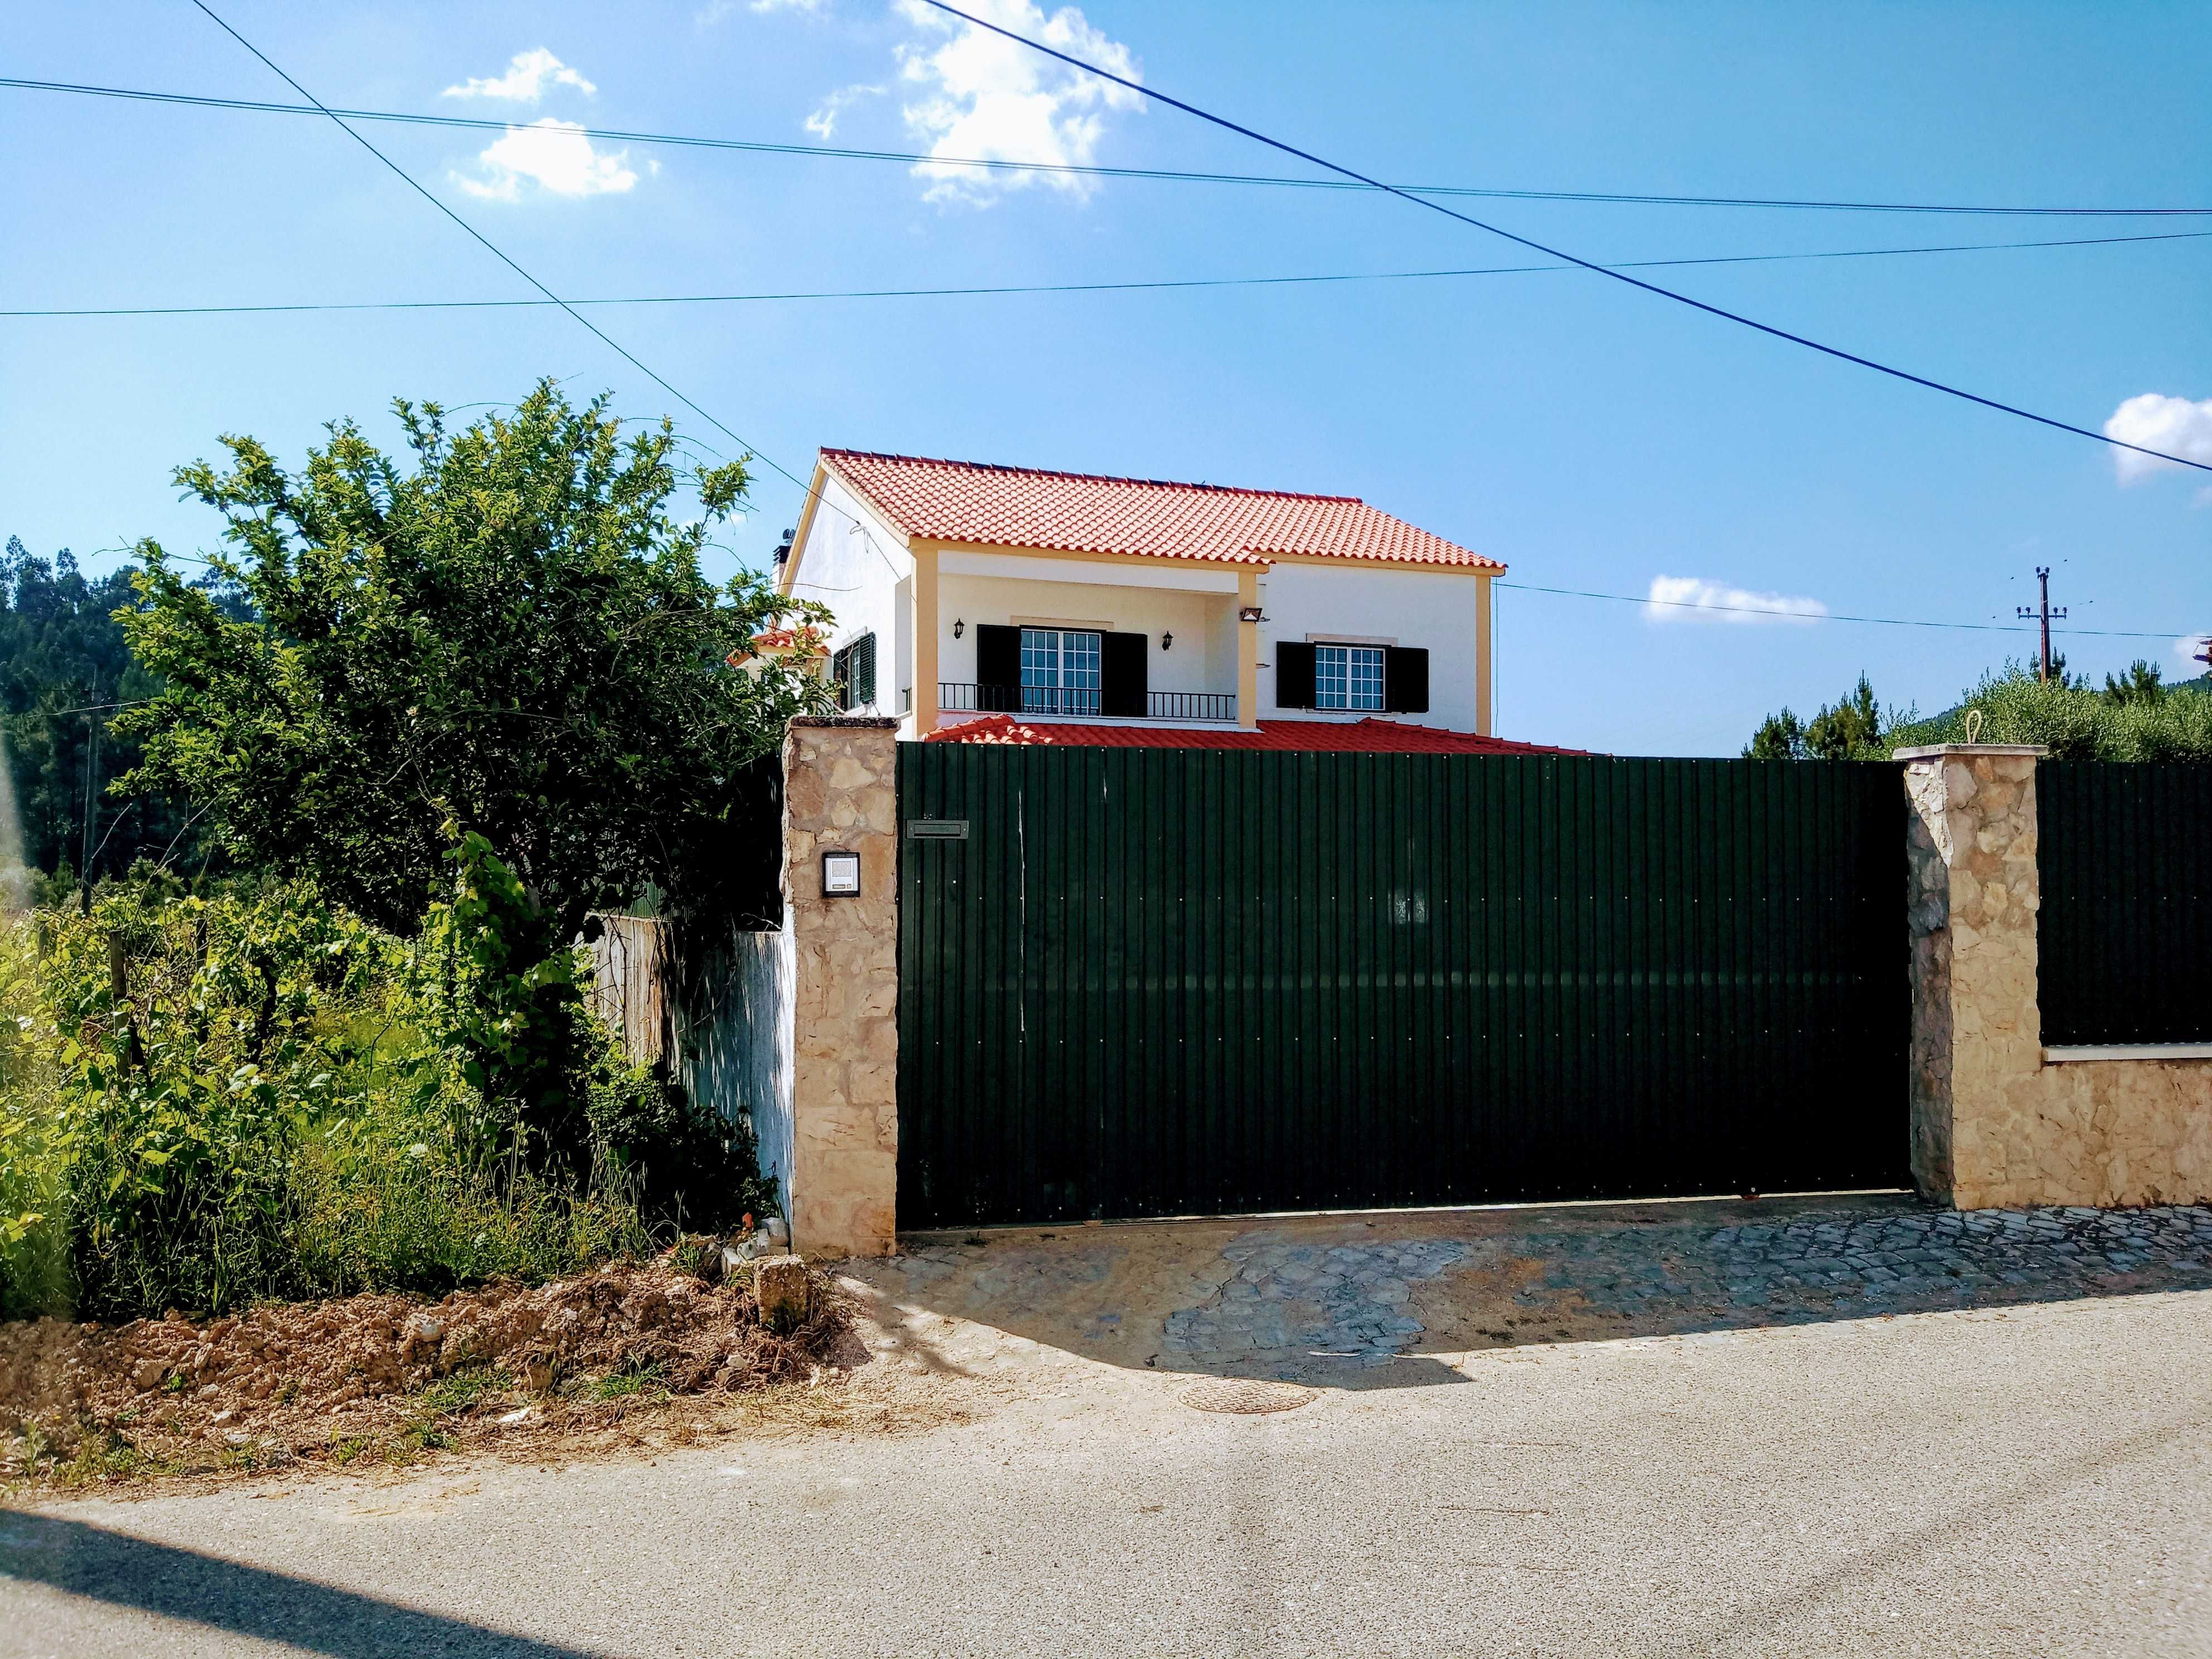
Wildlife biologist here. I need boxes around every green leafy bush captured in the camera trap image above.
[0,915,69,1316]
[0,874,742,1322]
[1888,665,2212,761]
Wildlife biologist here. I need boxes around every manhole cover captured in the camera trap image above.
[1181,1379,1316,1415]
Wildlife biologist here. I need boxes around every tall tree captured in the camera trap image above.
[1744,673,1887,760]
[2102,659,2167,707]
[0,539,215,880]
[117,381,831,940]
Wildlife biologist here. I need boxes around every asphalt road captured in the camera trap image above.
[6,1285,2211,1658]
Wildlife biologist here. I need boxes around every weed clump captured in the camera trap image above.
[0,883,769,1325]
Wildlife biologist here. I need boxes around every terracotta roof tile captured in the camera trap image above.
[923,716,1584,755]
[819,449,1501,571]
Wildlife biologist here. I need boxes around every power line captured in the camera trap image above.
[9,227,2208,320]
[1498,579,2186,639]
[7,74,2208,220]
[925,0,2212,479]
[180,1,819,505]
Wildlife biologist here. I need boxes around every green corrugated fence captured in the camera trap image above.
[2038,761,2212,1046]
[897,745,1908,1228]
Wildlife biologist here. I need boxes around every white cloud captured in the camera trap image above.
[2104,392,2212,484]
[751,0,826,11]
[806,83,885,139]
[1646,575,1827,625]
[890,0,1142,204]
[444,48,596,101]
[455,120,638,200]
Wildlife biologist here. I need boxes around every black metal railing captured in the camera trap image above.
[1146,691,1238,721]
[938,685,1238,722]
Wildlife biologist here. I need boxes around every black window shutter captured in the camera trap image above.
[975,624,1021,712]
[1100,631,1148,717]
[1384,646,1429,714]
[1275,642,1317,709]
[854,632,877,708]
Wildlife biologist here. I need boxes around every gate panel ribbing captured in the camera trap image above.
[897,747,1908,1227]
[2039,762,2212,1045]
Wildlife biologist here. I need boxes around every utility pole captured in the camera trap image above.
[2017,567,2068,682]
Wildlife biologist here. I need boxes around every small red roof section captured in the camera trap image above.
[924,716,1582,756]
[819,449,1501,571]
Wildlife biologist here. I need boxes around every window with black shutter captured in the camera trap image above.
[832,632,877,711]
[1275,642,1317,709]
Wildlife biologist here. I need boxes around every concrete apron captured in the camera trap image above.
[839,1194,2212,1391]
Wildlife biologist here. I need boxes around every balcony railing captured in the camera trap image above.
[1144,690,1239,721]
[939,684,1238,722]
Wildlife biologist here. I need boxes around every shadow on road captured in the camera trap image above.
[0,1511,601,1658]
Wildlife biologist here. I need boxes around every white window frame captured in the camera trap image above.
[1314,643,1384,711]
[1020,627,1102,715]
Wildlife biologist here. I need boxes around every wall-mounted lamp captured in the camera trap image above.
[1161,631,1173,651]
[1238,605,1265,624]
[952,618,964,640]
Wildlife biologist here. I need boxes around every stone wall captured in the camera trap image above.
[782,717,900,1256]
[1903,744,2212,1208]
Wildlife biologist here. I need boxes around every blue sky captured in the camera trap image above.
[4,1,2208,754]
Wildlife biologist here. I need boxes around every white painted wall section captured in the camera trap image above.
[783,472,912,721]
[935,572,1234,699]
[1256,565,1488,731]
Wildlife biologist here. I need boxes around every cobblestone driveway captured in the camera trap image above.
[1160,1201,2212,1373]
[871,1197,2212,1386]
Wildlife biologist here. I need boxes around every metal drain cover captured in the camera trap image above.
[1181,1378,1316,1415]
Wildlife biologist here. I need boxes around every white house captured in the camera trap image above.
[768,448,1560,754]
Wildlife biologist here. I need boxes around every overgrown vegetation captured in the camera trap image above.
[0,879,756,1321]
[1,381,816,1326]
[1747,662,2212,762]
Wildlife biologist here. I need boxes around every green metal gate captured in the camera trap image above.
[897,745,1907,1228]
[2039,761,2212,1045]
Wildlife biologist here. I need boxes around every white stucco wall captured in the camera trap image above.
[1255,564,1489,731]
[935,571,1234,701]
[782,473,913,720]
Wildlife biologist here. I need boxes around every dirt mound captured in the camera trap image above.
[1,1257,853,1488]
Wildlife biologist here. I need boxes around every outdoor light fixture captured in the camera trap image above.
[821,849,861,897]
[1238,605,1265,624]
[952,618,964,639]
[1161,631,1173,651]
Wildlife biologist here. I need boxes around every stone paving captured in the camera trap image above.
[1510,1202,2212,1321]
[1157,1203,2212,1372]
[1161,1235,1471,1367]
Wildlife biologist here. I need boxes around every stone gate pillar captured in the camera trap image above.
[782,716,900,1257]
[1900,743,2047,1207]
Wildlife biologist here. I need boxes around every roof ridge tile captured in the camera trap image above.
[814,448,1504,573]
[819,447,1361,505]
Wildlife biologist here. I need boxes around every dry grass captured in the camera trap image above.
[2,1257,878,1493]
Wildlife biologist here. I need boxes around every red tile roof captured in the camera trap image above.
[924,716,1583,755]
[819,449,1501,571]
